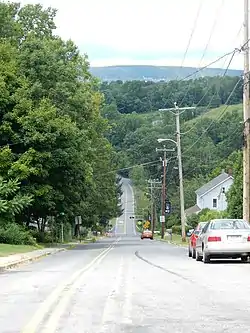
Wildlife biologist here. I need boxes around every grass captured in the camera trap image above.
[155,233,188,247]
[187,103,242,125]
[0,243,42,257]
[130,103,242,126]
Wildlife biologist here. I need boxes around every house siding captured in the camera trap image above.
[197,177,233,211]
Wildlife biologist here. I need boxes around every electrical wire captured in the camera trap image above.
[180,49,239,136]
[182,76,242,156]
[178,0,225,107]
[178,0,204,73]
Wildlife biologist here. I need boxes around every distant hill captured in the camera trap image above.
[89,65,242,82]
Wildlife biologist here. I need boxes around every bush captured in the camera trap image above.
[30,230,54,244]
[171,224,190,235]
[0,224,36,245]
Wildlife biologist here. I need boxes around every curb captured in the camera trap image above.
[0,248,66,272]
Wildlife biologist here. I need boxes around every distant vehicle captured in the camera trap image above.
[141,229,153,240]
[195,219,250,263]
[105,230,113,237]
[118,220,124,224]
[188,222,208,259]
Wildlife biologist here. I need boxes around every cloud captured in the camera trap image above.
[17,0,244,69]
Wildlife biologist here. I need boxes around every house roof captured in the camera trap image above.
[185,204,201,216]
[195,172,233,197]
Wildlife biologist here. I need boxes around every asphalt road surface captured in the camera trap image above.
[1,180,250,332]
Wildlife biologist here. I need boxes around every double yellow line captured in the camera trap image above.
[22,238,120,333]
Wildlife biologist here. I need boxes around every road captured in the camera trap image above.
[1,180,250,332]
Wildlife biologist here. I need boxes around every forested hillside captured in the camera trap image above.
[100,77,242,114]
[101,77,243,226]
[0,2,121,244]
[90,65,242,82]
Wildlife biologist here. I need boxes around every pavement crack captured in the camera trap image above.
[134,250,193,283]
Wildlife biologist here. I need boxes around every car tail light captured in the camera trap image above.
[247,236,250,241]
[208,236,221,242]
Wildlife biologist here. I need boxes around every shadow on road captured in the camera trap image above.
[205,259,250,264]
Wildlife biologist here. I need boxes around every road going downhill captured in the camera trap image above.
[1,179,250,332]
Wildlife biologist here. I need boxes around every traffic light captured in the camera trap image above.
[129,216,135,219]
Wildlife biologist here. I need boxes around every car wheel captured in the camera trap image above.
[188,246,192,257]
[192,248,196,259]
[203,250,210,264]
[241,256,248,262]
[150,237,153,240]
[196,250,202,261]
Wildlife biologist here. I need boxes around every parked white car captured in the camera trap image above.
[195,219,250,263]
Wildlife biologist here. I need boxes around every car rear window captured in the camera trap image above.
[210,220,250,230]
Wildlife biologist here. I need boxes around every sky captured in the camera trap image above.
[18,0,244,69]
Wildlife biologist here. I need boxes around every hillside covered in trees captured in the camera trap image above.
[90,65,242,82]
[100,77,242,114]
[0,1,122,244]
[101,77,244,227]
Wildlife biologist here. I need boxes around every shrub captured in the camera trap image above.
[171,224,190,235]
[30,230,54,244]
[0,224,36,245]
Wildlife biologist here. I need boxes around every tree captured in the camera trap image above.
[0,1,122,240]
[0,176,32,225]
[227,151,243,218]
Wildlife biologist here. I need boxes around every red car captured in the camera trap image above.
[188,222,208,259]
[141,229,153,240]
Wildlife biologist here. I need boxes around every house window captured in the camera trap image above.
[212,198,217,208]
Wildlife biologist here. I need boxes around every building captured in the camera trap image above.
[185,170,234,217]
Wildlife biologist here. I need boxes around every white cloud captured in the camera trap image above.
[17,0,244,68]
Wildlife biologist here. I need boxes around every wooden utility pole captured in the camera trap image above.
[148,179,161,236]
[175,103,187,242]
[159,104,195,242]
[156,147,174,239]
[243,0,250,221]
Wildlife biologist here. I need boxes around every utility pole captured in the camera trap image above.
[243,0,250,221]
[147,179,161,236]
[156,147,174,239]
[159,104,195,242]
[175,103,186,242]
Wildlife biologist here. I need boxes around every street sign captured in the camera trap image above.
[165,202,171,214]
[160,215,165,223]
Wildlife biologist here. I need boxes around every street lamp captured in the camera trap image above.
[157,138,177,146]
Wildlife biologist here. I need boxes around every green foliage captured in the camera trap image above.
[0,1,121,242]
[198,208,228,222]
[100,77,242,114]
[171,225,190,235]
[102,77,243,223]
[186,214,199,228]
[0,224,36,245]
[227,151,243,218]
[0,176,32,222]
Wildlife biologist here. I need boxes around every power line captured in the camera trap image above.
[182,76,242,156]
[178,0,204,72]
[181,49,239,136]
[179,0,225,107]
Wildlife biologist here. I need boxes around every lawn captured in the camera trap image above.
[155,233,188,247]
[0,244,41,257]
[187,103,242,125]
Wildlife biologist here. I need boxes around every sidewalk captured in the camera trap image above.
[0,247,66,272]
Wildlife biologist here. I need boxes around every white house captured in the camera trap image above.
[185,170,234,217]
